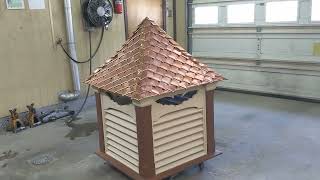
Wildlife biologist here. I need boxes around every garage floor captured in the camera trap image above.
[0,91,319,180]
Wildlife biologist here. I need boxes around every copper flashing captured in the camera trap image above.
[86,17,224,101]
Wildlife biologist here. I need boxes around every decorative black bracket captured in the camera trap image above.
[156,90,197,105]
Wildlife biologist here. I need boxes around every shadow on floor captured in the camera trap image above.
[65,122,98,140]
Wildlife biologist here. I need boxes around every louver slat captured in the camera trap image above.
[106,140,139,160]
[153,113,203,132]
[105,109,135,124]
[107,146,139,166]
[156,151,206,174]
[107,151,139,173]
[105,113,136,132]
[104,108,139,173]
[106,120,137,138]
[153,107,206,174]
[155,139,204,162]
[155,145,204,168]
[154,120,203,140]
[106,127,138,145]
[154,108,203,125]
[154,132,203,154]
[105,133,138,153]
[154,126,204,147]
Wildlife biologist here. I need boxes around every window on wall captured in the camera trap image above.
[194,6,218,25]
[227,4,255,24]
[312,0,320,21]
[266,1,298,22]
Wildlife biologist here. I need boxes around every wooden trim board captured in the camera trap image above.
[205,90,215,156]
[135,106,156,177]
[162,0,167,31]
[123,0,129,40]
[95,92,105,153]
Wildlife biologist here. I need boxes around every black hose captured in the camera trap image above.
[57,27,104,64]
[67,31,94,123]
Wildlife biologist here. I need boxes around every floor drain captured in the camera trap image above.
[30,154,55,166]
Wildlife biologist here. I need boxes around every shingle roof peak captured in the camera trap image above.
[86,17,224,101]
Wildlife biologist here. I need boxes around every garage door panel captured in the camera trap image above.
[261,39,315,57]
[214,67,320,99]
[192,37,258,58]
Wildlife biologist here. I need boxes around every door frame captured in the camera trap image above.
[123,0,167,40]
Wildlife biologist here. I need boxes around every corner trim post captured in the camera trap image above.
[95,92,105,153]
[205,90,215,155]
[135,105,156,178]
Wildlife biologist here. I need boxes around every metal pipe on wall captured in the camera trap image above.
[59,0,81,101]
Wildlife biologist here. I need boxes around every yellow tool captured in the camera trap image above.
[26,103,41,128]
[8,109,25,133]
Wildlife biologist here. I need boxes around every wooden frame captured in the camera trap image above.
[206,90,215,156]
[136,106,156,178]
[95,89,221,179]
[6,0,25,9]
[162,0,167,31]
[123,0,129,40]
[173,0,177,40]
[123,0,167,39]
[95,92,105,153]
[186,0,192,53]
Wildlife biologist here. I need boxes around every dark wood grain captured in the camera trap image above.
[135,105,156,178]
[206,90,215,156]
[95,92,105,153]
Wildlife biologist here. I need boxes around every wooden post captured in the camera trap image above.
[135,105,156,178]
[206,90,215,156]
[95,92,105,153]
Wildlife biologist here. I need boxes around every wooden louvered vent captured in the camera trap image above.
[153,107,207,174]
[104,108,139,173]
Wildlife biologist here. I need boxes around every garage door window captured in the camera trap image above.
[227,4,255,24]
[312,0,320,21]
[194,6,218,25]
[266,1,298,22]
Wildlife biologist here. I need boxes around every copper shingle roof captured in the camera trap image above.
[86,17,224,101]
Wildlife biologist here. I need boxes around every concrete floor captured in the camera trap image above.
[0,91,319,180]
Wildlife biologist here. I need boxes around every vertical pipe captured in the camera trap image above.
[64,0,81,92]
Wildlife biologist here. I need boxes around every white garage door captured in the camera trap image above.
[189,0,320,100]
